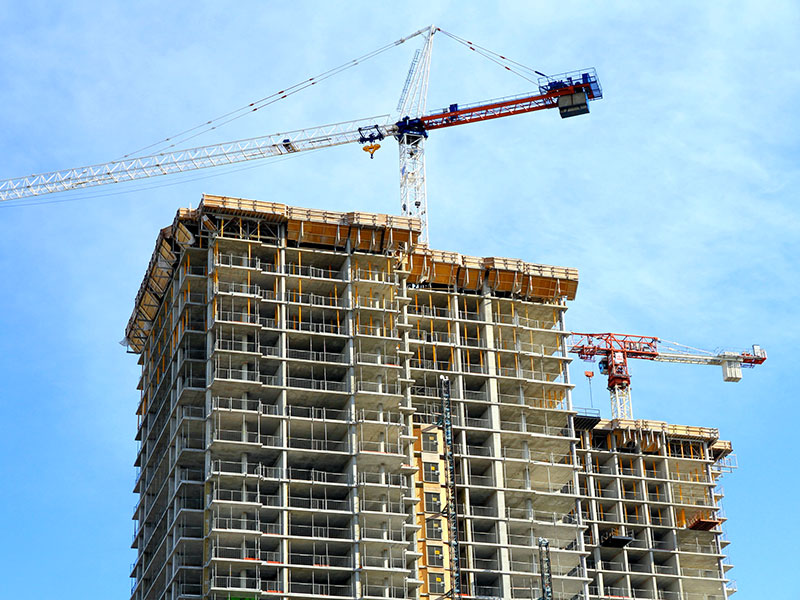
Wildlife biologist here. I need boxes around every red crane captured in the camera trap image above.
[569,333,767,420]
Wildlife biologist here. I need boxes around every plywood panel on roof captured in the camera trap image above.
[288,206,343,224]
[203,194,288,220]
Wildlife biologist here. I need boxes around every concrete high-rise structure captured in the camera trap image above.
[129,195,735,600]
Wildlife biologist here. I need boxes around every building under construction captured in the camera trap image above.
[129,195,736,600]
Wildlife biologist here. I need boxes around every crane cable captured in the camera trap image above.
[437,29,548,84]
[117,29,429,160]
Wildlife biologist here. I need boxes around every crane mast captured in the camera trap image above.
[396,25,435,243]
[569,333,767,419]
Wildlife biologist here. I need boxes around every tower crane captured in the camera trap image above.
[568,333,767,420]
[0,25,602,242]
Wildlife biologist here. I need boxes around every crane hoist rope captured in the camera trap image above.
[0,24,603,245]
[118,26,435,160]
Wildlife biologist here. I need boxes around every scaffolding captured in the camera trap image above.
[129,195,735,600]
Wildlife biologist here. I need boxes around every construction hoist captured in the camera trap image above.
[439,376,461,599]
[538,537,553,600]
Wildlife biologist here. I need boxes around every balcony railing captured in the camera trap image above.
[216,253,259,269]
[288,320,346,335]
[358,440,402,455]
[287,376,348,392]
[285,290,345,307]
[288,524,352,540]
[356,323,397,338]
[352,268,392,283]
[361,527,406,542]
[288,582,352,597]
[361,554,405,569]
[210,574,260,591]
[408,304,451,318]
[216,310,260,325]
[289,467,350,485]
[211,516,261,532]
[289,437,350,453]
[288,348,349,364]
[355,380,401,395]
[289,496,351,511]
[285,263,343,280]
[361,499,406,513]
[217,281,260,295]
[356,352,400,366]
[364,585,406,598]
[288,404,349,421]
[290,552,353,568]
[408,329,456,344]
[358,471,405,486]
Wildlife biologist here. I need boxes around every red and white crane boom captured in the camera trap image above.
[569,333,766,420]
[0,26,602,243]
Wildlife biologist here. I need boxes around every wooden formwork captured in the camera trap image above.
[126,195,581,356]
[202,194,421,251]
[484,256,579,300]
[458,255,484,291]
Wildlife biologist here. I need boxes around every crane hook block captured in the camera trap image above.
[362,143,381,159]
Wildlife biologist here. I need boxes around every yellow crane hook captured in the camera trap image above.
[362,143,381,159]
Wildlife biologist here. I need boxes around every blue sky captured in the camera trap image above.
[0,2,797,597]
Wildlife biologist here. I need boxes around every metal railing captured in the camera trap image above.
[215,337,258,353]
[288,348,348,363]
[284,263,343,280]
[289,437,350,453]
[288,467,350,485]
[216,280,259,295]
[285,290,345,307]
[287,376,348,392]
[289,552,352,568]
[287,320,346,335]
[356,323,397,338]
[358,471,405,486]
[216,253,259,269]
[408,304,451,318]
[289,496,351,511]
[356,352,400,365]
[288,404,349,421]
[352,268,392,283]
[356,381,401,395]
[361,526,406,542]
[358,440,402,455]
[216,310,259,325]
[361,554,405,569]
[288,582,352,597]
[361,499,405,513]
[288,524,352,540]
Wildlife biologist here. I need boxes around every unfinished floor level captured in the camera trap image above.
[127,194,735,600]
